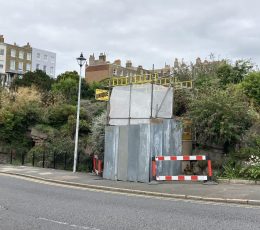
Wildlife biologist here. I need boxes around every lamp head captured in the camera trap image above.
[76,53,86,67]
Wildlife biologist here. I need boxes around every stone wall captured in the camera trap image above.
[0,153,9,164]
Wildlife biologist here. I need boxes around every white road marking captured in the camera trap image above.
[38,217,100,230]
[1,173,260,210]
[25,171,39,173]
[38,172,52,175]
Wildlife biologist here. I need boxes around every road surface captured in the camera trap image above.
[0,174,259,230]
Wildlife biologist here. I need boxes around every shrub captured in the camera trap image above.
[188,86,253,149]
[88,112,106,159]
[242,71,260,106]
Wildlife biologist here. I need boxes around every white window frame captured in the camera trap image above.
[10,60,15,70]
[19,51,24,59]
[11,49,16,57]
[37,53,41,59]
[27,53,31,61]
[18,62,23,70]
[26,63,31,71]
[50,66,54,75]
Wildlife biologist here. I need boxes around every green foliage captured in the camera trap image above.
[88,112,106,159]
[222,160,242,179]
[0,101,41,145]
[52,77,79,103]
[217,60,253,86]
[52,71,100,103]
[232,134,260,160]
[174,89,192,116]
[239,165,260,180]
[12,70,55,91]
[242,71,260,105]
[47,104,76,127]
[188,86,253,148]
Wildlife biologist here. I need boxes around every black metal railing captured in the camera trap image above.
[9,151,92,172]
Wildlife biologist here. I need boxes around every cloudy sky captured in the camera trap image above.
[1,0,259,76]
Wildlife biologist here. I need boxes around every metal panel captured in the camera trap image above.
[117,126,129,181]
[103,126,119,180]
[127,125,140,182]
[104,119,183,183]
[162,119,173,176]
[150,121,163,179]
[154,119,183,177]
[138,124,151,183]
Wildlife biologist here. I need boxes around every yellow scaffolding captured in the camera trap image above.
[110,73,193,90]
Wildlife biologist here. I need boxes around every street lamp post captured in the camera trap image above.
[73,53,86,173]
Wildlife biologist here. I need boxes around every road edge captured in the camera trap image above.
[1,171,259,206]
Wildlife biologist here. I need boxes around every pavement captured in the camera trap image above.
[0,164,260,206]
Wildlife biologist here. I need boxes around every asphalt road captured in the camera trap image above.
[0,175,260,230]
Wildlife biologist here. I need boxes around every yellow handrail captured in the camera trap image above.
[110,74,193,89]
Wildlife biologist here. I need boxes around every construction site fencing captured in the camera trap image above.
[103,119,183,183]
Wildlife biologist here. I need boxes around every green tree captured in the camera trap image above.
[52,77,79,103]
[188,86,253,150]
[12,70,55,91]
[52,71,98,103]
[88,112,106,159]
[242,71,260,105]
[217,60,253,86]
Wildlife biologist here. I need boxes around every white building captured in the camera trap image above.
[0,43,6,76]
[32,48,56,78]
[0,43,7,86]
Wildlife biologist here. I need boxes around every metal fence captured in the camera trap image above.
[8,151,92,172]
[103,119,183,183]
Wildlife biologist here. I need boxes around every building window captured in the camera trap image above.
[0,49,4,55]
[19,51,24,59]
[51,56,55,63]
[18,62,23,70]
[26,63,31,71]
[0,60,3,69]
[27,53,31,61]
[37,53,41,59]
[50,66,54,75]
[113,69,117,76]
[43,65,47,72]
[36,63,40,70]
[10,60,15,70]
[11,49,16,57]
[44,55,48,61]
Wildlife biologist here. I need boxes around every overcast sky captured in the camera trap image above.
[1,0,259,76]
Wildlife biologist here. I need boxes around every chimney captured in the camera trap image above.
[99,53,106,62]
[126,60,132,68]
[114,59,121,66]
[89,54,95,65]
[0,35,4,43]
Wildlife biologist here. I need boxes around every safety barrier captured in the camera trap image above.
[93,155,103,176]
[110,74,193,89]
[152,155,212,181]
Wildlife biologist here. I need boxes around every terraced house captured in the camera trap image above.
[0,35,56,87]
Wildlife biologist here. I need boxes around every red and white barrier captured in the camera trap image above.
[153,155,212,182]
[155,155,206,161]
[156,175,207,181]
